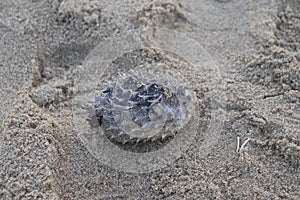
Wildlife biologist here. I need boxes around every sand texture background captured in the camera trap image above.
[0,0,299,199]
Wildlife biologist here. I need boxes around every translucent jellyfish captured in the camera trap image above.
[95,68,193,144]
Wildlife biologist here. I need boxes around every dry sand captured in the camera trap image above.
[0,0,299,199]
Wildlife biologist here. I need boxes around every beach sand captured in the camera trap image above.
[0,0,299,199]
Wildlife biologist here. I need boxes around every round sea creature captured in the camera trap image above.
[94,69,193,144]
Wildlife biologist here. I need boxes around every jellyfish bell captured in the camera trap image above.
[95,67,194,144]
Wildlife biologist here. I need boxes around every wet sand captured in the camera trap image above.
[0,0,299,199]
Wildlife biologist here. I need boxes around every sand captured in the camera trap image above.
[0,0,299,199]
